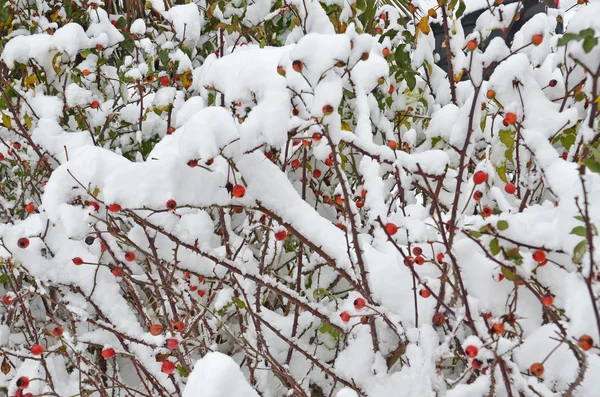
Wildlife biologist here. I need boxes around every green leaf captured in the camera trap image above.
[501,267,516,282]
[498,129,515,163]
[456,1,466,18]
[490,238,501,256]
[159,50,169,66]
[496,164,507,183]
[121,39,135,53]
[570,226,587,237]
[497,220,509,231]
[557,33,581,47]
[582,158,600,173]
[232,296,246,309]
[579,28,596,38]
[582,36,598,54]
[313,288,331,300]
[405,73,416,91]
[117,17,127,30]
[573,240,588,264]
[177,365,189,377]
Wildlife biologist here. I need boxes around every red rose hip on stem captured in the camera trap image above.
[274,230,287,241]
[385,222,398,235]
[162,361,176,374]
[532,250,546,263]
[465,345,478,358]
[166,338,179,349]
[31,344,44,355]
[354,297,366,310]
[505,183,516,194]
[232,184,246,198]
[473,171,488,185]
[72,257,84,265]
[125,251,136,262]
[102,347,116,359]
[340,311,351,322]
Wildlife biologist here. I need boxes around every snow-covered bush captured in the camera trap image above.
[1,0,600,396]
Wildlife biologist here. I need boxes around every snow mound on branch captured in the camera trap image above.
[183,352,259,397]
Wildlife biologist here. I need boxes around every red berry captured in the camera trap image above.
[162,361,176,374]
[292,60,303,73]
[385,222,398,235]
[541,295,553,306]
[89,201,100,212]
[465,345,478,358]
[172,321,185,332]
[549,79,557,87]
[412,247,423,256]
[124,252,136,262]
[166,199,177,210]
[482,206,493,217]
[532,250,546,263]
[274,230,287,241]
[432,312,445,325]
[312,169,322,178]
[437,252,445,263]
[197,289,206,297]
[52,326,64,338]
[388,140,398,150]
[340,311,351,322]
[322,104,334,115]
[531,34,543,46]
[112,266,123,277]
[414,256,425,265]
[530,362,544,377]
[16,376,30,388]
[504,183,516,194]
[419,289,431,298]
[150,324,163,336]
[354,297,366,310]
[166,338,179,349]
[579,335,593,351]
[90,100,99,109]
[72,257,84,265]
[466,40,478,51]
[25,203,35,213]
[18,238,29,249]
[232,184,246,198]
[2,293,14,305]
[356,199,364,208]
[473,171,488,185]
[167,126,176,135]
[473,191,483,201]
[13,142,21,149]
[492,323,504,334]
[188,159,198,167]
[504,113,517,125]
[108,203,121,213]
[404,256,414,267]
[291,159,300,169]
[160,75,170,86]
[312,132,322,142]
[31,344,44,355]
[102,347,116,359]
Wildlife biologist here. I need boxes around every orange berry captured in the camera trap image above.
[579,335,593,351]
[531,34,543,46]
[530,362,544,377]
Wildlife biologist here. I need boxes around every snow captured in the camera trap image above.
[1,1,600,397]
[183,352,259,397]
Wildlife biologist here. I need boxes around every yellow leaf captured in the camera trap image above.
[24,73,36,88]
[341,122,352,131]
[24,114,32,130]
[417,16,431,36]
[2,113,11,129]
[52,52,62,74]
[182,70,193,89]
